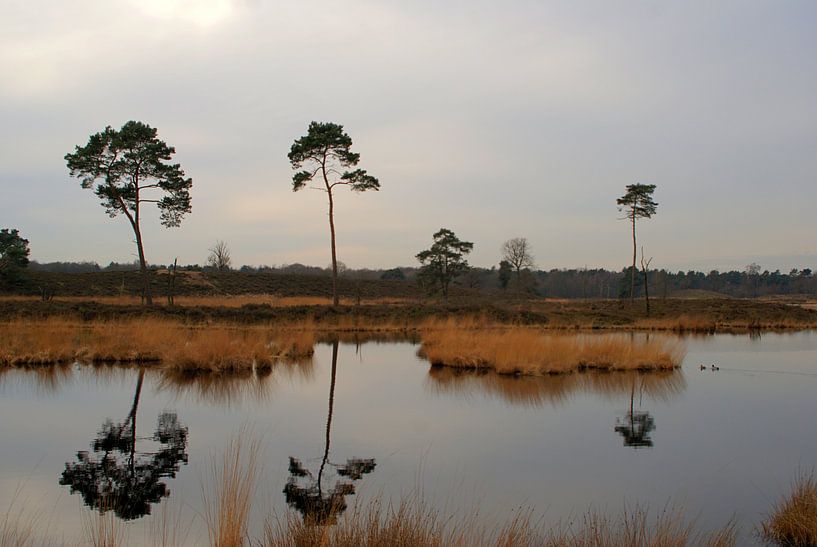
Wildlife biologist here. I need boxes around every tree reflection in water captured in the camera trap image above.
[59,369,188,520]
[283,341,376,524]
[614,378,656,448]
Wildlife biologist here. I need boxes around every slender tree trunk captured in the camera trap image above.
[327,189,339,306]
[133,226,152,306]
[630,211,637,303]
[318,341,338,492]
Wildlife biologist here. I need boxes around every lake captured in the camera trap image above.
[1,332,816,544]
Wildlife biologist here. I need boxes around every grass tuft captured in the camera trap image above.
[202,430,262,547]
[761,472,817,545]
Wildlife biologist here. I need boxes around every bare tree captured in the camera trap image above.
[501,237,535,284]
[207,240,231,272]
[640,248,653,316]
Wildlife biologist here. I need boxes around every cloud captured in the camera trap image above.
[1,0,816,270]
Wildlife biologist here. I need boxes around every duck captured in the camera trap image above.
[700,364,707,370]
[711,364,720,371]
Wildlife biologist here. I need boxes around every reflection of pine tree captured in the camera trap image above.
[614,378,656,448]
[283,341,376,524]
[59,370,189,520]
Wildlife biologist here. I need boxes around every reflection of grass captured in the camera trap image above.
[420,330,685,375]
[427,367,686,407]
[762,472,817,546]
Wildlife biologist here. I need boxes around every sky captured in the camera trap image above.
[1,0,816,273]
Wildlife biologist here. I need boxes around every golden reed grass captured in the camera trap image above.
[761,472,817,545]
[202,431,262,547]
[419,329,685,375]
[83,507,124,547]
[0,318,315,370]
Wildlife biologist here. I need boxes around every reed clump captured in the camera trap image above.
[0,318,315,370]
[761,472,817,546]
[419,329,685,375]
[203,432,262,547]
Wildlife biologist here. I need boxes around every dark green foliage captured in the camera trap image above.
[65,121,192,227]
[288,122,379,193]
[380,267,406,281]
[616,184,657,221]
[288,121,380,306]
[416,228,474,299]
[498,260,512,289]
[65,121,193,305]
[0,228,30,287]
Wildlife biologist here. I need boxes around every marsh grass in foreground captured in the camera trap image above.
[262,498,735,546]
[761,472,817,545]
[202,432,261,547]
[420,329,685,375]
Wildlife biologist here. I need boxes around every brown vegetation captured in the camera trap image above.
[263,498,735,546]
[203,432,261,547]
[4,294,817,334]
[761,472,817,546]
[0,318,315,370]
[419,329,685,375]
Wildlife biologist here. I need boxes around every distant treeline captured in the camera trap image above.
[25,261,817,298]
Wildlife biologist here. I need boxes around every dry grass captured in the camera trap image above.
[202,431,262,547]
[83,506,124,547]
[149,502,190,547]
[547,505,735,547]
[263,498,735,546]
[761,472,817,545]
[420,329,685,375]
[0,318,315,370]
[1,488,43,547]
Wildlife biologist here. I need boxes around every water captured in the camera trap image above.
[1,332,817,544]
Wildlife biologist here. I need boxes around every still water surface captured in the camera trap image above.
[1,332,816,544]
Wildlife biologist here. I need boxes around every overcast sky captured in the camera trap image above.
[2,0,816,272]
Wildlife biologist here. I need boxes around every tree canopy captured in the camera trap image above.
[416,228,474,299]
[65,121,192,227]
[0,228,30,286]
[616,184,658,221]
